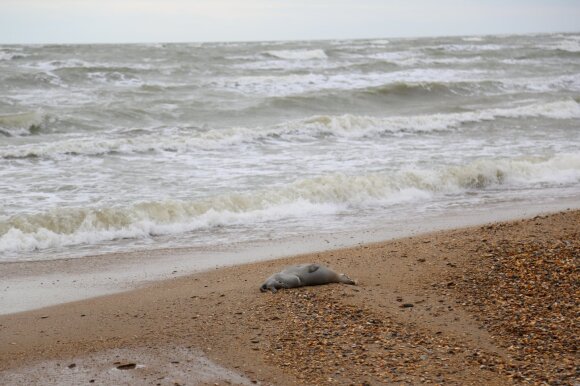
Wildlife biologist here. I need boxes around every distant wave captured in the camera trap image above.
[22,59,155,72]
[211,68,493,98]
[424,44,509,52]
[253,80,505,114]
[2,153,579,254]
[358,80,497,97]
[233,58,344,71]
[462,36,485,42]
[1,100,578,158]
[264,49,328,60]
[366,50,488,66]
[368,39,391,45]
[211,68,580,98]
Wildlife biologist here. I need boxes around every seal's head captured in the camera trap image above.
[260,279,283,293]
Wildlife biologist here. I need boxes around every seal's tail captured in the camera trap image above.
[339,274,357,285]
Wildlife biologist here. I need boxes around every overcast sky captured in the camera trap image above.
[1,0,579,44]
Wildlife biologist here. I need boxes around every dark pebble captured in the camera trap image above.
[116,363,137,370]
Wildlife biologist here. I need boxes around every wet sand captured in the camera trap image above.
[0,209,578,385]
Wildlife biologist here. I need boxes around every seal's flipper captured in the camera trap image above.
[307,264,320,273]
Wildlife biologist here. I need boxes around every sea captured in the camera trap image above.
[1,33,579,262]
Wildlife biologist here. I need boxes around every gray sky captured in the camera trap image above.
[1,0,579,44]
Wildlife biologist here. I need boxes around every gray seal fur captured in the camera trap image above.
[260,263,356,293]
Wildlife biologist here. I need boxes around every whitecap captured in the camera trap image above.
[553,39,580,53]
[462,36,485,42]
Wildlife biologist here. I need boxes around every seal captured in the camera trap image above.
[260,263,356,293]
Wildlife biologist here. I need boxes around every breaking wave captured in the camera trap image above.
[551,37,580,53]
[1,100,578,158]
[0,111,47,137]
[1,153,578,254]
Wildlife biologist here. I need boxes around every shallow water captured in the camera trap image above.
[1,33,579,260]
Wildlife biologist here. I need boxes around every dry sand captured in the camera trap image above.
[0,209,578,385]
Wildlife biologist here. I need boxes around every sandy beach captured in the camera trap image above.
[2,8,580,386]
[0,208,578,385]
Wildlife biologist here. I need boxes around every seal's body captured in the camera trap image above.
[260,263,356,293]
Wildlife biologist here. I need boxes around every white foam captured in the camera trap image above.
[553,39,580,53]
[368,50,487,66]
[369,51,422,63]
[429,44,508,52]
[22,59,155,72]
[233,59,343,71]
[462,36,485,42]
[0,52,16,61]
[21,59,91,72]
[369,39,391,45]
[86,71,144,87]
[495,99,580,119]
[387,55,484,66]
[509,74,580,93]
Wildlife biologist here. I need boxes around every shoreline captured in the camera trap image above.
[1,198,578,315]
[0,208,578,384]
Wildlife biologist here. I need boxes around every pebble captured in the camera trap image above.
[116,363,137,370]
[448,216,579,384]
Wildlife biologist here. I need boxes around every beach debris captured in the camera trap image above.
[116,363,137,370]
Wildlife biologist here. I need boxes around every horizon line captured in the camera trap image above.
[1,29,578,46]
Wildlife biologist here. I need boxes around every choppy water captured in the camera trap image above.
[1,33,579,261]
